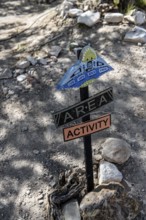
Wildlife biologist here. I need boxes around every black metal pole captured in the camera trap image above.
[80,86,94,192]
[76,48,94,192]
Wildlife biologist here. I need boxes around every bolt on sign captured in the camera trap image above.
[63,114,111,142]
[53,87,113,127]
[56,46,113,90]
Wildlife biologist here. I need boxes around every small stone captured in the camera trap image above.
[8,90,15,95]
[21,125,28,132]
[33,150,39,155]
[83,5,89,11]
[16,74,27,82]
[2,87,8,95]
[138,42,142,46]
[124,15,135,24]
[102,138,131,164]
[38,199,44,205]
[50,56,58,62]
[26,190,31,195]
[27,56,37,66]
[62,199,81,220]
[98,161,123,184]
[68,8,83,17]
[14,69,24,76]
[49,46,62,57]
[1,68,12,79]
[134,11,146,25]
[38,58,48,65]
[38,194,44,200]
[104,13,124,23]
[16,60,30,69]
[77,11,100,27]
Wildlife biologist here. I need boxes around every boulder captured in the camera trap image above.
[104,13,124,23]
[102,137,131,164]
[134,11,146,25]
[77,11,100,27]
[98,161,123,184]
[68,8,83,17]
[124,26,146,43]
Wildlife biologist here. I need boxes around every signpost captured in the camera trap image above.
[53,46,114,193]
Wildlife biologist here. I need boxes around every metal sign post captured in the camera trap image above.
[53,45,114,193]
[80,86,94,192]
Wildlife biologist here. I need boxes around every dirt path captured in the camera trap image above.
[0,1,146,220]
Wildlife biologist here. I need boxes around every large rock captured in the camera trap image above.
[68,8,83,17]
[62,199,81,220]
[104,13,124,23]
[98,161,123,184]
[102,138,131,164]
[77,11,100,27]
[124,26,146,43]
[80,182,139,220]
[134,11,146,25]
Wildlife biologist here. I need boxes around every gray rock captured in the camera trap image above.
[62,199,81,220]
[38,194,44,200]
[98,161,123,184]
[49,46,62,57]
[33,150,39,155]
[124,26,146,43]
[14,69,24,76]
[68,8,83,17]
[38,58,48,65]
[38,199,44,205]
[16,60,30,69]
[27,56,37,66]
[0,68,12,79]
[134,11,146,25]
[8,90,15,95]
[59,0,73,18]
[102,138,131,164]
[104,13,124,23]
[80,182,124,218]
[17,74,27,82]
[77,11,100,27]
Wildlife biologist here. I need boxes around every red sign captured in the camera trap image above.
[63,114,111,142]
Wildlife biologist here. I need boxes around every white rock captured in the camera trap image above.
[49,46,62,57]
[62,199,81,220]
[102,138,131,164]
[124,15,135,24]
[124,26,146,43]
[98,161,123,184]
[8,90,15,95]
[16,60,30,69]
[27,56,37,66]
[104,13,124,23]
[68,8,83,17]
[17,74,27,82]
[134,11,146,25]
[77,11,100,27]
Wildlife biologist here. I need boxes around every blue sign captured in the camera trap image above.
[56,46,113,90]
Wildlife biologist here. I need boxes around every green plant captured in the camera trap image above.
[124,2,136,15]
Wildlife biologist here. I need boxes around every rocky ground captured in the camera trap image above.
[0,0,146,219]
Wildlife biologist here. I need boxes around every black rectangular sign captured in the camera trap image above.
[53,87,113,127]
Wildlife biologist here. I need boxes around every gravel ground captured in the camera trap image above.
[0,1,146,219]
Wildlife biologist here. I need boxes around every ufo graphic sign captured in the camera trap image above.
[56,46,113,90]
